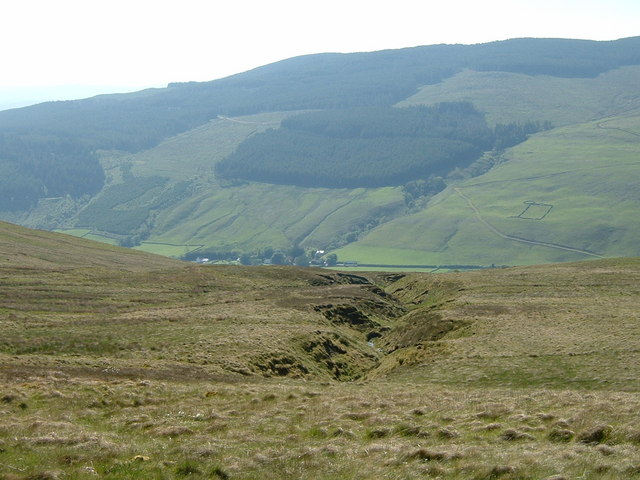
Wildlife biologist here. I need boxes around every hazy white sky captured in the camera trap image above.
[1,0,638,103]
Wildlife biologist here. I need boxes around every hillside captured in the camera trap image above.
[1,37,640,266]
[0,220,179,271]
[336,107,640,265]
[1,223,639,478]
[213,103,500,188]
[398,65,640,126]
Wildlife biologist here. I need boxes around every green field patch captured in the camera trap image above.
[54,229,120,245]
[334,245,448,266]
[147,183,404,253]
[399,65,640,127]
[54,228,92,237]
[339,110,640,266]
[133,242,203,258]
[511,201,553,220]
[83,233,120,245]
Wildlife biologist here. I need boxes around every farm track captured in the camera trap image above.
[453,187,603,258]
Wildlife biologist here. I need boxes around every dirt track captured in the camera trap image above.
[453,187,603,258]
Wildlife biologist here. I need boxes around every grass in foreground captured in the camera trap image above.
[1,223,639,478]
[1,376,640,480]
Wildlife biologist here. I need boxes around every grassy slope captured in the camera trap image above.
[398,65,640,126]
[0,221,178,271]
[374,257,640,391]
[335,108,640,266]
[147,184,402,253]
[1,224,639,478]
[0,221,388,382]
[37,66,640,262]
[129,113,291,181]
[83,112,405,254]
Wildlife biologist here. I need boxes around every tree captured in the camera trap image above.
[214,104,493,189]
[290,245,305,258]
[325,253,338,266]
[294,255,310,267]
[271,251,287,265]
[239,253,252,265]
[261,246,275,260]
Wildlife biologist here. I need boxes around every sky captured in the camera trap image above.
[1,0,639,108]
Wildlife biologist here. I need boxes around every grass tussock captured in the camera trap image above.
[1,376,638,479]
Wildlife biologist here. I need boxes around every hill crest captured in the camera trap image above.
[1,37,640,266]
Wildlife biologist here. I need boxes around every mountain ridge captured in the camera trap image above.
[1,36,640,266]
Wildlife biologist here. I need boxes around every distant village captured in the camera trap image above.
[194,250,352,267]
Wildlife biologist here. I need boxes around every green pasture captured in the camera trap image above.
[133,242,203,258]
[54,228,92,237]
[130,112,299,180]
[147,183,404,252]
[336,111,640,266]
[53,228,120,246]
[398,65,640,126]
[83,233,119,245]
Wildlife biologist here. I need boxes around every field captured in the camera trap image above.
[398,65,640,127]
[54,229,120,246]
[1,221,639,479]
[75,112,406,254]
[146,184,403,253]
[336,108,640,266]
[133,242,204,258]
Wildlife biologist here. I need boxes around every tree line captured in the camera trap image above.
[1,37,635,155]
[214,103,549,189]
[0,36,628,212]
[0,135,103,211]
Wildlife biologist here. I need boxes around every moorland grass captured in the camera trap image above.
[1,224,639,478]
[1,377,639,479]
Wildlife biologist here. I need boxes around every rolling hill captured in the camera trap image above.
[1,37,640,266]
[335,107,640,266]
[0,220,179,271]
[1,222,639,478]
